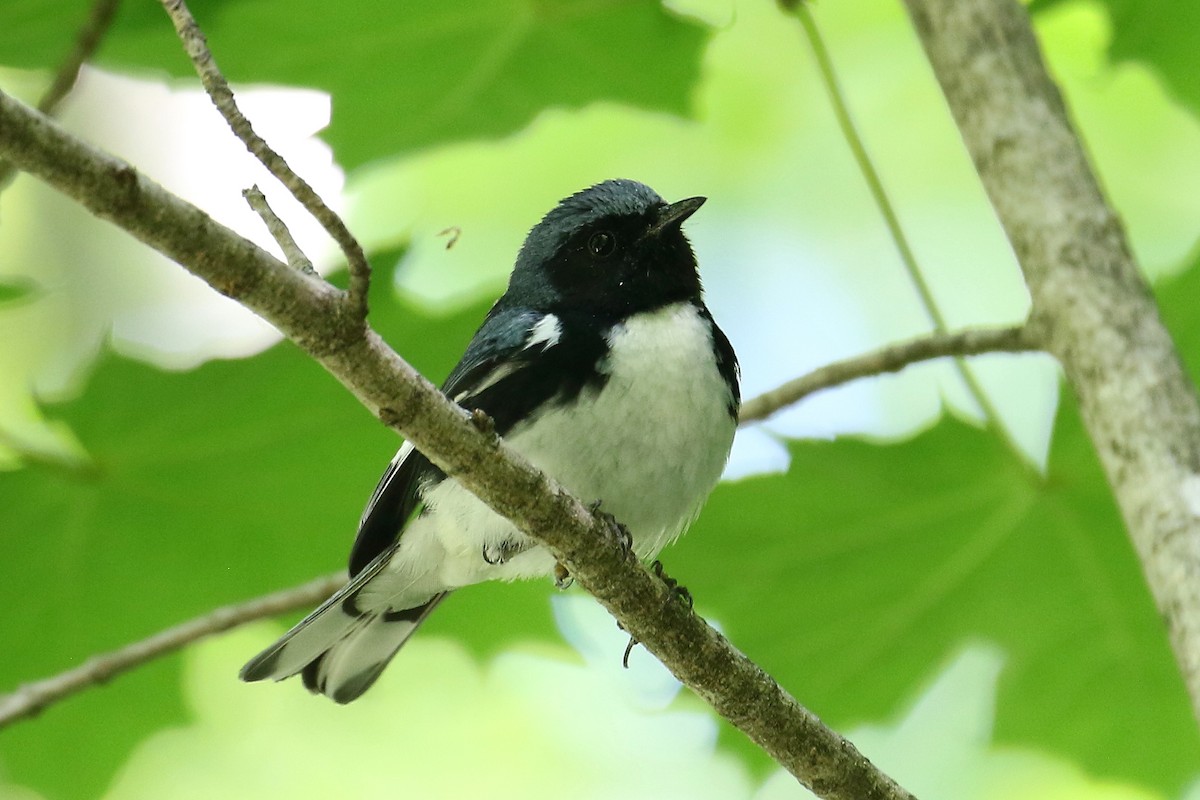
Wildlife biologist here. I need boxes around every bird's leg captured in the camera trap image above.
[481,543,504,565]
[622,628,639,669]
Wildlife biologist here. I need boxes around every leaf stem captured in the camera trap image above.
[0,573,345,728]
[792,3,1038,472]
[0,0,121,190]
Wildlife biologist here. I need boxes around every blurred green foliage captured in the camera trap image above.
[0,270,561,799]
[1034,0,1200,120]
[0,0,707,169]
[0,276,35,306]
[679,398,1195,788]
[2,1,1200,799]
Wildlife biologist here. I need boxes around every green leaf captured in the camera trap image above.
[1155,248,1200,382]
[0,274,557,800]
[0,0,709,170]
[673,403,1198,793]
[0,275,36,306]
[1093,0,1200,122]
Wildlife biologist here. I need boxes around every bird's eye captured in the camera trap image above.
[587,231,617,259]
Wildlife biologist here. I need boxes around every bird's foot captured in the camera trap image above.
[482,538,527,566]
[620,561,693,669]
[589,500,633,559]
[651,559,694,611]
[554,562,574,590]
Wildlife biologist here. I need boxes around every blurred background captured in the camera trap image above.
[1,0,1199,797]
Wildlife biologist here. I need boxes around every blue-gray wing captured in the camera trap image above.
[346,306,546,576]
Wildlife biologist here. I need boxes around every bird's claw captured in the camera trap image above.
[651,559,693,611]
[554,562,574,590]
[622,631,638,669]
[469,408,495,435]
[619,561,693,669]
[589,499,633,559]
[482,538,526,566]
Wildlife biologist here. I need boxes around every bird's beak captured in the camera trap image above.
[648,196,706,236]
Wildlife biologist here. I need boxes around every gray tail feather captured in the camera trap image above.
[300,594,447,703]
[240,582,448,704]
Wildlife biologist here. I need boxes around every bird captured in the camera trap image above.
[240,179,740,703]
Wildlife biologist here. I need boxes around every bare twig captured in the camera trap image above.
[0,572,344,728]
[739,325,1040,424]
[0,91,914,800]
[36,0,122,116]
[787,3,1036,473]
[901,0,1200,722]
[158,0,370,319]
[0,0,120,189]
[243,185,315,274]
[0,320,1040,744]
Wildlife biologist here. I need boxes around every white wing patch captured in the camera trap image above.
[523,314,562,351]
[452,314,562,403]
[453,363,520,402]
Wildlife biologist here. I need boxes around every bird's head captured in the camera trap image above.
[506,179,706,316]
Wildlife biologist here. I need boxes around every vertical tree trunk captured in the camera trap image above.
[901,0,1200,720]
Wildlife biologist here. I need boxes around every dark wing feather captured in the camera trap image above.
[441,307,541,400]
[696,305,740,418]
[347,443,433,576]
[346,306,542,577]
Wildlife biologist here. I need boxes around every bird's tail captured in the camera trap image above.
[240,580,447,704]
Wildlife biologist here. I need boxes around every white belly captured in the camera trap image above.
[360,302,736,607]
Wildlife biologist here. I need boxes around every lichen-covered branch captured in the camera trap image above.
[0,317,1042,742]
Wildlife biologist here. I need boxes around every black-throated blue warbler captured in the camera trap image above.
[241,179,740,703]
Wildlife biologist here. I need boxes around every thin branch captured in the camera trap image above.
[0,573,344,727]
[158,0,370,319]
[901,0,1200,723]
[0,90,913,800]
[243,185,315,274]
[36,0,122,116]
[788,3,1037,473]
[739,325,1040,424]
[0,322,1039,737]
[0,0,120,189]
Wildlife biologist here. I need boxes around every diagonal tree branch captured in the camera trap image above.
[0,323,1038,732]
[0,89,914,800]
[901,0,1200,723]
[243,185,315,274]
[739,325,1040,424]
[0,573,345,728]
[158,0,370,319]
[785,1,1036,474]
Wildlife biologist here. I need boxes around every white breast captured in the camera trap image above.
[508,302,736,557]
[362,302,736,605]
